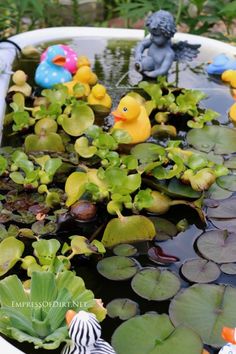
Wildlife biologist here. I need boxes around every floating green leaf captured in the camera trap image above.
[197,230,236,263]
[74,136,97,158]
[131,268,180,301]
[65,172,88,207]
[97,256,139,280]
[181,259,220,283]
[113,244,138,257]
[32,239,60,266]
[220,263,236,275]
[217,175,236,192]
[62,103,94,136]
[169,283,236,347]
[207,198,236,219]
[102,215,156,248]
[150,217,178,241]
[187,126,236,154]
[0,237,24,276]
[107,298,139,320]
[25,133,65,152]
[131,143,165,163]
[112,313,203,354]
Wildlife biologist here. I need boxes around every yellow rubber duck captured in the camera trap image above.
[64,66,98,97]
[111,96,151,144]
[229,102,236,125]
[87,84,112,109]
[8,70,32,97]
[77,55,91,68]
[74,66,97,86]
[222,70,236,88]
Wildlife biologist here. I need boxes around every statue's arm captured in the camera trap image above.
[144,51,175,78]
[135,38,152,62]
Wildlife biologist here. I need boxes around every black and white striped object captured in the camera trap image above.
[61,310,116,354]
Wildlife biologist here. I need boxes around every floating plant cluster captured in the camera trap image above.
[1,45,236,354]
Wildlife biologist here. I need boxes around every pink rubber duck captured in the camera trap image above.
[41,44,78,74]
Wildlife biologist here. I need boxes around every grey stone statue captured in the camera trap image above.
[135,10,201,78]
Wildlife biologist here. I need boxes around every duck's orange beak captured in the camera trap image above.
[53,55,66,66]
[112,110,126,123]
[66,310,77,327]
[222,327,236,344]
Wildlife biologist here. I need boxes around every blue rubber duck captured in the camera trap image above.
[35,45,72,88]
[206,54,236,75]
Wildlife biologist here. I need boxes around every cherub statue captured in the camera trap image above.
[135,10,201,78]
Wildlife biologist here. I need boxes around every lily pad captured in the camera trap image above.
[107,298,139,320]
[131,143,165,163]
[150,216,178,241]
[65,172,88,207]
[0,237,24,276]
[169,283,236,347]
[207,183,233,200]
[131,267,180,301]
[113,244,138,257]
[224,156,236,169]
[187,126,236,154]
[97,256,139,281]
[197,230,236,263]
[209,218,236,232]
[112,313,203,354]
[102,215,156,248]
[148,246,179,265]
[181,259,220,283]
[207,197,236,218]
[217,175,236,192]
[220,263,236,275]
[62,104,94,137]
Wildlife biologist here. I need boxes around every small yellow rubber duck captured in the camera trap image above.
[229,102,236,125]
[222,70,236,88]
[88,84,112,109]
[8,70,32,97]
[111,95,151,144]
[74,66,97,86]
[77,55,91,68]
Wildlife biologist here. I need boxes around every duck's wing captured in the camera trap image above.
[172,41,201,62]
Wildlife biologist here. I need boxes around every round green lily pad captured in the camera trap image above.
[207,183,233,200]
[207,197,236,219]
[181,258,220,283]
[107,298,139,320]
[97,256,139,281]
[217,175,236,192]
[187,125,236,154]
[112,313,203,354]
[169,283,236,347]
[131,267,180,301]
[113,244,138,257]
[131,143,165,163]
[150,216,178,241]
[197,230,236,263]
[220,263,236,275]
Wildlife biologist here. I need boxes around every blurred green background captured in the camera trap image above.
[0,0,235,43]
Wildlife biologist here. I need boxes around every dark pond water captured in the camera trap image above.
[2,37,236,354]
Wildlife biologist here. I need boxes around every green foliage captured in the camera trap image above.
[0,271,95,349]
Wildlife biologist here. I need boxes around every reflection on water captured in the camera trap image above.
[7,37,236,354]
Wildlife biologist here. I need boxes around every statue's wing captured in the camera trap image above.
[172,41,201,62]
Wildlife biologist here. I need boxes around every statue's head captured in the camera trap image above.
[146,10,176,40]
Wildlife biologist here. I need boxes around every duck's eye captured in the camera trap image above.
[123,107,128,112]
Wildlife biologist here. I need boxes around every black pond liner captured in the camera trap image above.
[1,37,236,354]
